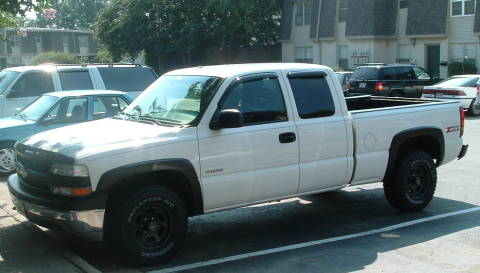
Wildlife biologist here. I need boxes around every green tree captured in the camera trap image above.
[0,0,48,38]
[96,0,281,72]
[36,0,105,30]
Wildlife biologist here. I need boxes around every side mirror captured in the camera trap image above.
[210,109,244,130]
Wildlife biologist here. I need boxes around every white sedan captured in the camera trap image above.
[422,75,480,115]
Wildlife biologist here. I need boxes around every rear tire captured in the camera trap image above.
[384,150,437,212]
[468,99,480,116]
[104,185,188,266]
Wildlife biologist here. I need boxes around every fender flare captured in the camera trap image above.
[97,158,203,215]
[383,127,444,181]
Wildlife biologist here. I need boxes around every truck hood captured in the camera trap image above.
[20,118,184,159]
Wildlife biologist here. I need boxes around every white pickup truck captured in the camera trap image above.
[8,63,468,265]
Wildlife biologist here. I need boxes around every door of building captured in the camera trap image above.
[426,45,440,77]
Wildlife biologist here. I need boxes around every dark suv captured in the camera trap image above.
[347,64,441,98]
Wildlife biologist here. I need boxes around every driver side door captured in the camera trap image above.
[198,73,300,210]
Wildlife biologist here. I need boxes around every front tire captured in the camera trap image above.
[0,144,16,177]
[384,150,437,212]
[468,99,480,116]
[104,186,188,266]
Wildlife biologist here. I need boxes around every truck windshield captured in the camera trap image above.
[122,75,222,125]
[0,71,20,94]
[17,95,59,121]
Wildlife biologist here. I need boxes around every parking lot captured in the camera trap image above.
[1,116,480,273]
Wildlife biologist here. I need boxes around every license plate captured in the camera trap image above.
[423,94,435,98]
[359,82,367,88]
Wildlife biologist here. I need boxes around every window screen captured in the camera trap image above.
[220,77,287,125]
[288,76,335,119]
[58,70,93,90]
[9,71,54,98]
[98,67,157,92]
[45,97,88,124]
[92,96,129,120]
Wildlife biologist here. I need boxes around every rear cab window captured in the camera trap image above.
[288,72,336,119]
[350,67,379,81]
[98,67,157,92]
[58,70,94,90]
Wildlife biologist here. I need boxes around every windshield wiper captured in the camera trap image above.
[138,115,177,127]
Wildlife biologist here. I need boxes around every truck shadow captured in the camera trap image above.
[51,185,480,272]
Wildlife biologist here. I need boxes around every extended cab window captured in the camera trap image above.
[220,76,287,126]
[58,70,93,90]
[288,75,335,119]
[9,71,54,98]
[98,67,157,92]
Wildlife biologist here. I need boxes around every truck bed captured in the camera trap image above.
[345,95,434,111]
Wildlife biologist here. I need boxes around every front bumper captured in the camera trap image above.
[458,145,469,160]
[8,174,105,235]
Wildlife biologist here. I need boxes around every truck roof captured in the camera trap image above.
[165,63,331,78]
[44,90,127,97]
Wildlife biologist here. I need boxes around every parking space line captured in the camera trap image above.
[150,207,480,273]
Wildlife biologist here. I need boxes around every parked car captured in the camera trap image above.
[0,90,132,176]
[422,75,480,116]
[8,63,467,266]
[0,64,156,117]
[348,64,441,98]
[335,71,353,94]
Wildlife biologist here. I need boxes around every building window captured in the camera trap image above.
[295,0,313,25]
[399,0,408,9]
[295,47,313,63]
[338,0,348,22]
[338,46,349,69]
[450,43,477,65]
[451,0,476,16]
[397,45,410,63]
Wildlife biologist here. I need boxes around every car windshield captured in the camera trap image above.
[0,71,20,94]
[435,77,480,88]
[350,67,379,80]
[17,95,59,121]
[122,75,222,125]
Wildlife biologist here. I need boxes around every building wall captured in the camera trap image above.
[281,0,479,79]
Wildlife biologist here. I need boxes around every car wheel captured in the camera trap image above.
[104,185,188,266]
[384,150,437,212]
[468,99,480,116]
[0,144,16,177]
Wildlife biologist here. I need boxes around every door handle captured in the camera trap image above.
[279,132,296,144]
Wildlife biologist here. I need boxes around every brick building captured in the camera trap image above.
[0,28,97,68]
[280,0,480,78]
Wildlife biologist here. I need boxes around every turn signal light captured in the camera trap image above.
[460,106,465,137]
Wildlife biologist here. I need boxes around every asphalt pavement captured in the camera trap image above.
[0,116,479,273]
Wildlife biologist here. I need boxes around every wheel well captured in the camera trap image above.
[106,170,200,216]
[384,134,442,182]
[397,136,441,162]
[0,140,16,149]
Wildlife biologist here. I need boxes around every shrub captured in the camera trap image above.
[31,52,80,65]
[448,62,477,76]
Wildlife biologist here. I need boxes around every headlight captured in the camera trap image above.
[50,163,89,177]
